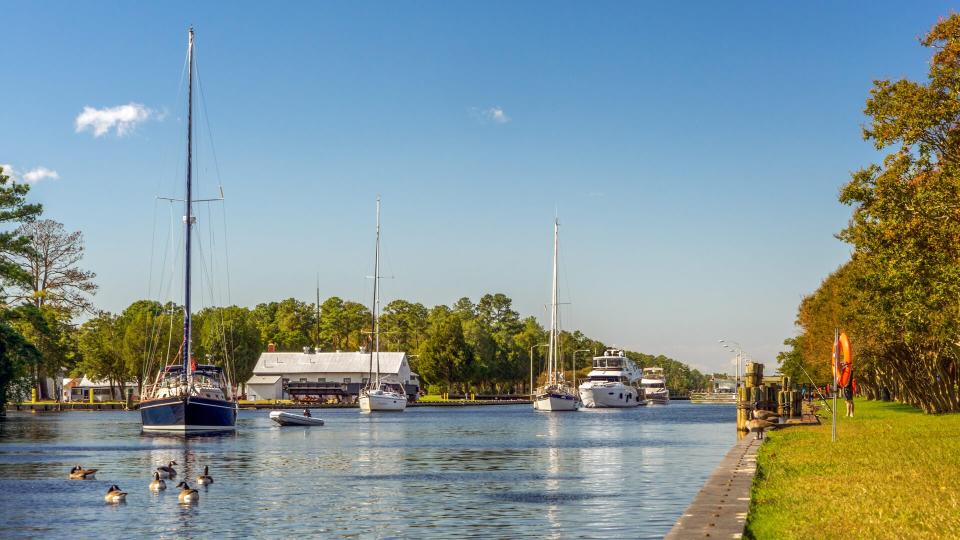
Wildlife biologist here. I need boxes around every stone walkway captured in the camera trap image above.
[664,435,760,539]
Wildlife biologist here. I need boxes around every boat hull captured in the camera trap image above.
[645,391,670,405]
[140,396,238,431]
[269,411,325,426]
[359,392,407,412]
[534,392,578,411]
[579,383,645,408]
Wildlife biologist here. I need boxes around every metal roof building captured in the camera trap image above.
[244,350,418,401]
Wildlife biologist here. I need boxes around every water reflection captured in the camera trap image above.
[0,404,735,539]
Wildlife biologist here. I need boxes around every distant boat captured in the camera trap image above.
[690,378,737,404]
[358,197,408,413]
[533,219,578,412]
[579,349,646,408]
[641,367,669,405]
[139,28,238,432]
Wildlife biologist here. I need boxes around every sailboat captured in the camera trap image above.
[533,219,578,412]
[358,197,407,412]
[139,28,238,432]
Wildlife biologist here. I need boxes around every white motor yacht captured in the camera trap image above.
[641,367,670,404]
[579,349,646,408]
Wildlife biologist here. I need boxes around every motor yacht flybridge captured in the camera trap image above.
[642,367,670,404]
[533,219,578,412]
[579,349,646,408]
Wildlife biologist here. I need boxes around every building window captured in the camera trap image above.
[299,378,307,383]
[318,378,325,383]
[344,378,351,384]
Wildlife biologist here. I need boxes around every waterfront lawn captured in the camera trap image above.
[745,398,960,540]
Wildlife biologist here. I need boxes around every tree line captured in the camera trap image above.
[777,14,960,413]
[0,164,709,406]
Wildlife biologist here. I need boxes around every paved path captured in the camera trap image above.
[665,434,760,540]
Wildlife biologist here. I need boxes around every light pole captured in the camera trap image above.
[529,343,548,399]
[572,349,590,385]
[719,339,743,389]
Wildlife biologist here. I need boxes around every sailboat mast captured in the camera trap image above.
[548,219,559,384]
[183,27,195,380]
[373,197,382,387]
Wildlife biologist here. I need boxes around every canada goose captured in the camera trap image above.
[753,409,779,421]
[149,471,166,491]
[104,485,128,503]
[746,410,777,440]
[157,460,178,479]
[176,481,199,503]
[69,465,97,480]
[197,465,213,485]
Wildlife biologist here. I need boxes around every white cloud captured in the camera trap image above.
[75,102,154,137]
[470,106,512,125]
[487,106,510,124]
[1,164,60,184]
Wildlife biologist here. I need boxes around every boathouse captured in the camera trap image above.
[244,349,419,402]
[61,377,140,402]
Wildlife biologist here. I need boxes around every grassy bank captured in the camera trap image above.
[745,398,960,539]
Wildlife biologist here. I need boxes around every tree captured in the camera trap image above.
[4,219,97,314]
[379,299,428,353]
[0,165,43,408]
[417,306,472,392]
[76,312,126,399]
[252,298,316,351]
[199,305,262,391]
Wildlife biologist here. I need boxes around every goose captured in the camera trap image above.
[196,465,214,485]
[157,460,178,479]
[746,410,777,440]
[104,485,128,503]
[69,465,97,480]
[149,471,166,491]
[753,410,779,422]
[176,481,200,503]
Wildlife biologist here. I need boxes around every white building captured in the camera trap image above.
[62,377,140,402]
[245,350,419,401]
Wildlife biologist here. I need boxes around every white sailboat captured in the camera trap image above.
[534,219,578,412]
[359,197,407,413]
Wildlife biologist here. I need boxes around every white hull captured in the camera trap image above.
[534,393,578,411]
[645,390,670,405]
[359,392,407,412]
[579,383,645,408]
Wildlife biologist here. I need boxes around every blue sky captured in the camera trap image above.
[2,1,953,373]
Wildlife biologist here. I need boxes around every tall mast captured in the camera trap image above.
[183,27,195,380]
[373,197,382,387]
[548,219,559,383]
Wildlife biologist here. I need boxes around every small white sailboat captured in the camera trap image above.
[269,410,325,426]
[359,197,408,413]
[641,367,670,404]
[579,349,647,408]
[534,219,578,412]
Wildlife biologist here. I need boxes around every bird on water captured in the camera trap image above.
[149,471,166,491]
[177,481,200,503]
[104,485,128,503]
[157,460,177,479]
[197,465,214,485]
[69,465,97,480]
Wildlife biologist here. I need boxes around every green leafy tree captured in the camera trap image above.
[76,312,126,399]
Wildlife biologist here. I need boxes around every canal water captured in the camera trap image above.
[0,402,733,539]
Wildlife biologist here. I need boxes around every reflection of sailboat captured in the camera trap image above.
[534,219,577,412]
[140,28,237,432]
[359,197,407,412]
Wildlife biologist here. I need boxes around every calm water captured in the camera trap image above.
[0,402,734,539]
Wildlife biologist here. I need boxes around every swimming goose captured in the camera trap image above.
[176,481,199,503]
[69,465,97,480]
[104,485,128,503]
[197,465,213,485]
[157,460,178,479]
[149,471,166,491]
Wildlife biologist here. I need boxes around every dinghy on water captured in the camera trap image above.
[270,410,325,426]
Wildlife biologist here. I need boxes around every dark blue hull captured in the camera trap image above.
[140,396,238,432]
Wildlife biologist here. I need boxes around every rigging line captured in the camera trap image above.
[194,54,225,189]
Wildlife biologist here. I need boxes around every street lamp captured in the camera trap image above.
[529,343,549,400]
[719,339,743,389]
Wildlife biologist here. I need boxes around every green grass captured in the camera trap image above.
[745,398,960,539]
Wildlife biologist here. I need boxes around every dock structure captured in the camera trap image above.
[665,435,760,540]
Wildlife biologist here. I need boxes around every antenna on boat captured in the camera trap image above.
[183,25,195,384]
